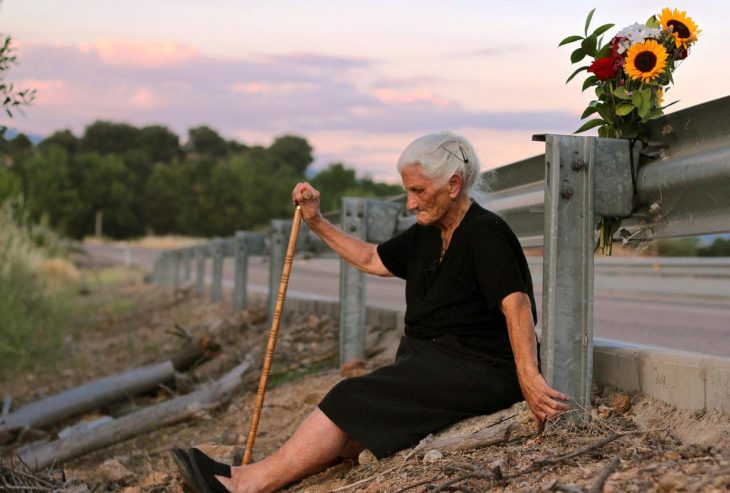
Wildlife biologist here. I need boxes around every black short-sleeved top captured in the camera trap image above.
[376,201,536,359]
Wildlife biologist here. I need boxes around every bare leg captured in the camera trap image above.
[216,407,361,493]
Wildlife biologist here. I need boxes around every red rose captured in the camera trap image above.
[588,56,618,80]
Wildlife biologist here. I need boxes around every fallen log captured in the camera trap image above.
[19,357,251,470]
[0,361,175,445]
[0,336,220,445]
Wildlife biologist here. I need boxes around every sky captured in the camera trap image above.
[2,1,727,181]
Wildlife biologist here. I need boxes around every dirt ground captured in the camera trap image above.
[1,263,729,492]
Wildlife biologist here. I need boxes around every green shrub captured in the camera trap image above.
[0,201,72,376]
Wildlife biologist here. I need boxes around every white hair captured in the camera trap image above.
[396,131,481,195]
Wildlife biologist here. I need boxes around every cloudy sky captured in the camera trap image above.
[3,1,727,181]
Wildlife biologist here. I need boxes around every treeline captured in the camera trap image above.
[0,122,402,239]
[655,236,730,257]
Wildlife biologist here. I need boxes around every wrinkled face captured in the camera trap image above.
[400,164,451,226]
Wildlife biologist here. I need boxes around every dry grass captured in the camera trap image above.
[84,235,205,250]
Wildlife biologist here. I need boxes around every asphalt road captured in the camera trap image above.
[85,244,730,358]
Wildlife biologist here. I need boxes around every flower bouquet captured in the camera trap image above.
[560,7,700,254]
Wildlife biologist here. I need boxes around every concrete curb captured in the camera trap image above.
[277,294,729,414]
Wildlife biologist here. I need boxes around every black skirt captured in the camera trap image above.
[318,335,523,458]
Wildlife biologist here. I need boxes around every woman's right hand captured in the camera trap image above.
[292,182,321,224]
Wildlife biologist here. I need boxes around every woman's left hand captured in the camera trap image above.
[517,368,570,430]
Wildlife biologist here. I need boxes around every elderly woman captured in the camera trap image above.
[178,132,569,493]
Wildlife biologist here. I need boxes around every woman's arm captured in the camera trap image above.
[500,291,570,429]
[292,182,392,277]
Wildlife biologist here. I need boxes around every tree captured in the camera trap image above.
[268,135,313,174]
[311,163,358,211]
[80,121,141,155]
[75,152,139,238]
[144,161,190,234]
[6,133,32,155]
[137,125,182,163]
[698,237,730,257]
[39,129,79,155]
[186,126,228,158]
[23,147,85,236]
[311,163,402,211]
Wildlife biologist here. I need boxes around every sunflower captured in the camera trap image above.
[657,87,664,106]
[624,39,668,83]
[659,8,700,48]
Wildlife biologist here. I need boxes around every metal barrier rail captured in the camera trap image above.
[153,95,730,420]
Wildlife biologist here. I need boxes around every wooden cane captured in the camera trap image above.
[242,202,305,465]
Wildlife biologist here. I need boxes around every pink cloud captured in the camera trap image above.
[129,88,157,108]
[230,81,318,95]
[89,38,197,68]
[17,78,68,105]
[373,88,450,107]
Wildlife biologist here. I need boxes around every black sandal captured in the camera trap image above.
[188,447,232,493]
[172,447,204,493]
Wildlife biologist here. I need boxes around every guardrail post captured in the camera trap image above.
[152,256,160,284]
[339,197,367,364]
[211,238,224,303]
[541,135,594,422]
[268,220,290,319]
[540,134,634,422]
[173,250,181,289]
[233,231,250,311]
[195,244,206,295]
[183,247,192,281]
[160,252,171,286]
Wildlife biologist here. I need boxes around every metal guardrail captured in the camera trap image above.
[153,95,730,420]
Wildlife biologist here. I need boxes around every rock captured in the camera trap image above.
[119,488,143,493]
[657,472,686,492]
[98,459,134,483]
[142,471,171,487]
[358,449,378,465]
[610,393,632,414]
[422,449,443,463]
[662,450,682,461]
[340,359,367,378]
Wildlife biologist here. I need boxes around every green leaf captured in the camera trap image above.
[631,90,643,109]
[559,35,584,47]
[584,8,596,36]
[582,75,598,91]
[570,48,586,63]
[581,105,599,119]
[597,125,610,138]
[642,108,664,123]
[615,103,635,116]
[592,23,615,37]
[574,118,604,134]
[596,44,612,58]
[596,103,613,121]
[566,65,588,84]
[581,35,597,57]
[613,86,630,100]
[637,88,652,118]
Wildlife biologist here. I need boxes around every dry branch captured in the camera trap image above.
[417,420,517,457]
[18,357,251,470]
[588,455,620,493]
